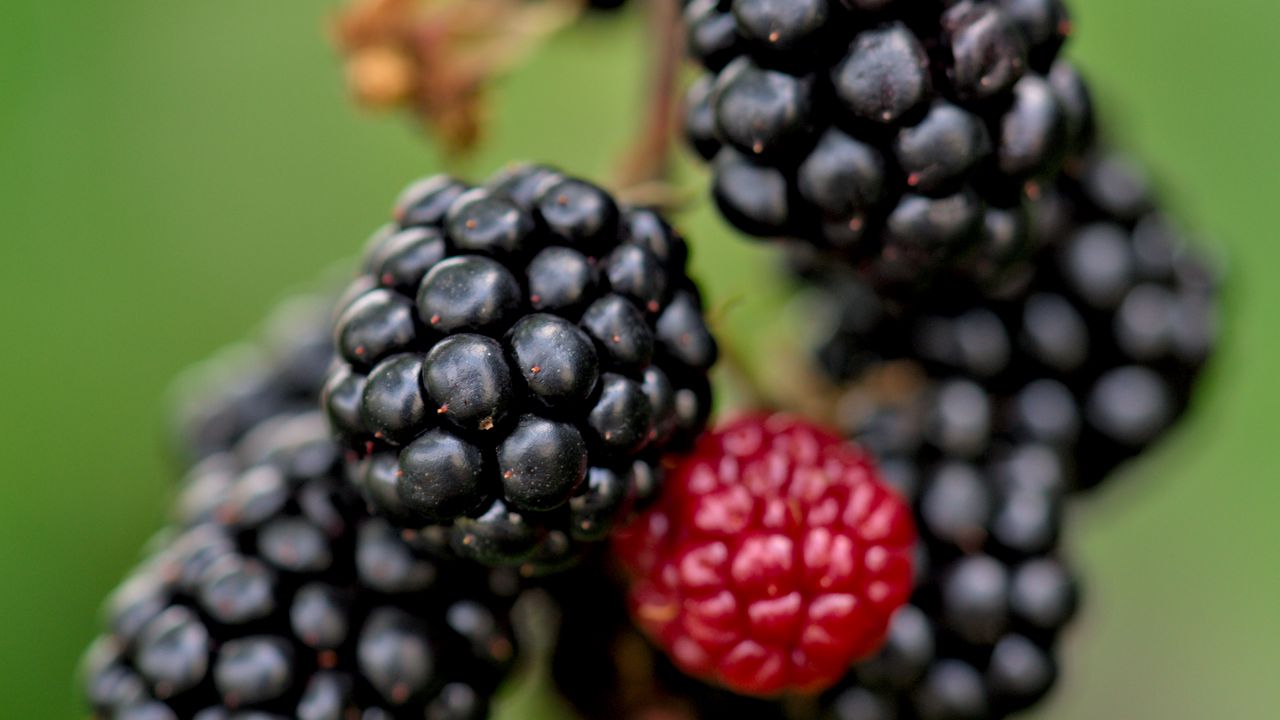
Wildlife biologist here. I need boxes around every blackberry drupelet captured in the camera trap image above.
[323,165,718,570]
[682,0,1092,293]
[83,413,519,720]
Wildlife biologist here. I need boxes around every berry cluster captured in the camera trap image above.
[83,412,519,720]
[683,0,1092,292]
[322,165,717,570]
[808,148,1218,492]
[78,2,1222,718]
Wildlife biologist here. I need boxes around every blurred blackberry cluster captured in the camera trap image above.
[86,302,521,720]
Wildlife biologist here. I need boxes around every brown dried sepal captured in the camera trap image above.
[334,0,583,154]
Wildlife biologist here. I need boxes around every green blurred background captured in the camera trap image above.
[1,1,1276,717]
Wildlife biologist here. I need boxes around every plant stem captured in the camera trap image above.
[613,0,682,192]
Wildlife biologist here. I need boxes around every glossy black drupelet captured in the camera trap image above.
[682,0,1089,294]
[323,166,717,570]
[82,413,519,720]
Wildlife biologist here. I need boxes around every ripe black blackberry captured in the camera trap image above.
[322,165,717,570]
[83,413,519,720]
[683,0,1092,293]
[809,147,1218,491]
[171,295,335,463]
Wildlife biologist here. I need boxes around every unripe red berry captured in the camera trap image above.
[614,414,916,696]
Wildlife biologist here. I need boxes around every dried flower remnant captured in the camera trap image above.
[334,0,583,153]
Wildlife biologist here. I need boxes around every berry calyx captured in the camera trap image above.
[614,414,916,696]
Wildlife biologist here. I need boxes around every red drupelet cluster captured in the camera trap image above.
[614,414,917,696]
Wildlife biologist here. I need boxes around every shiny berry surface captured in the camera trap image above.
[831,23,931,126]
[941,1,1028,103]
[713,59,815,160]
[506,313,600,407]
[893,103,991,196]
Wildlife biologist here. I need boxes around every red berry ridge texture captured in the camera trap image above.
[614,414,916,697]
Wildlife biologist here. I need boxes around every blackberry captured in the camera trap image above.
[682,0,1094,293]
[83,413,519,720]
[323,165,717,570]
